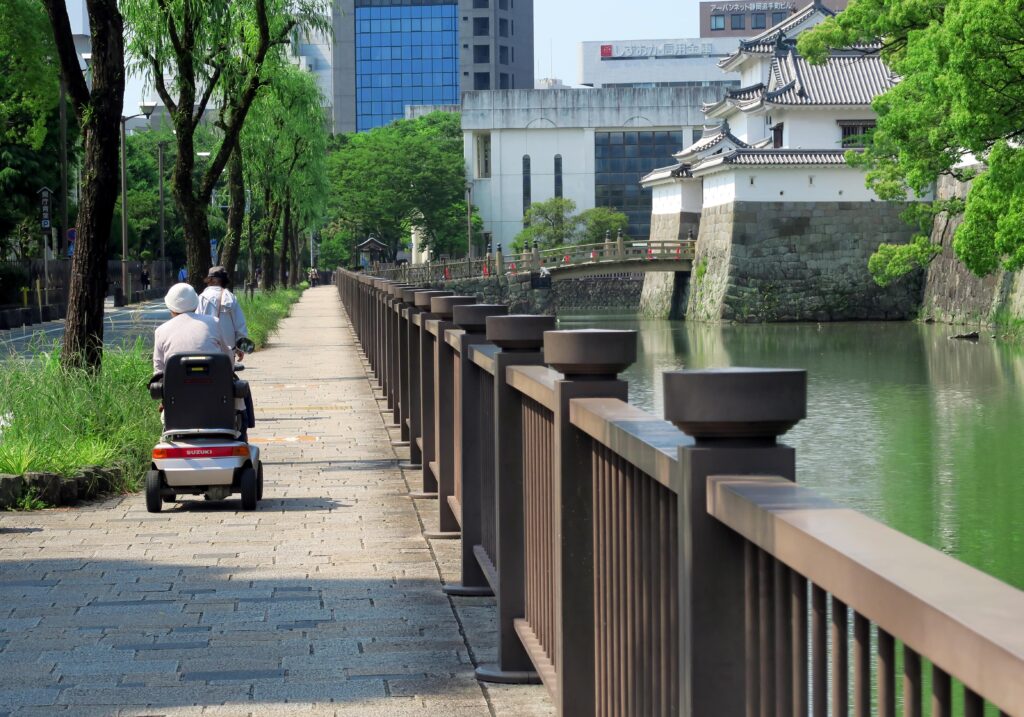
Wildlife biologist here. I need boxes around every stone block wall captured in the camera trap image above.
[429,273,645,315]
[649,211,701,243]
[688,201,924,322]
[638,272,689,319]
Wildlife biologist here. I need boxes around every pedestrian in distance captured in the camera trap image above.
[177,265,188,282]
[197,266,249,363]
[140,269,150,291]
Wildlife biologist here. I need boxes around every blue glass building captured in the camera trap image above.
[354,4,460,131]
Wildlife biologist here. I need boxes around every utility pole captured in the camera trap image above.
[158,141,166,287]
[59,81,69,257]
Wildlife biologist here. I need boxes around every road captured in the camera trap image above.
[0,300,169,357]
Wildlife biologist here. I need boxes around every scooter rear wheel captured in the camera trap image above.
[145,470,162,513]
[256,461,264,501]
[240,465,258,511]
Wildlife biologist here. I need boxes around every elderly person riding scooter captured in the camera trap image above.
[153,283,229,373]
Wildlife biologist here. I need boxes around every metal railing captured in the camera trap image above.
[335,269,1024,717]
[369,239,696,283]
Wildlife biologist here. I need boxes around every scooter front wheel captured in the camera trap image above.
[240,465,258,511]
[145,470,163,513]
[256,461,264,501]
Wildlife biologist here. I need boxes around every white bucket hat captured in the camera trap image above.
[165,283,199,314]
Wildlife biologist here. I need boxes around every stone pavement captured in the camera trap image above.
[0,286,553,717]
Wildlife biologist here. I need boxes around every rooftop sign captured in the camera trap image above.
[600,41,717,59]
[707,2,795,10]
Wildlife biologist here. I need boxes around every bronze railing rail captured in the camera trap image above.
[335,269,1024,717]
[370,239,696,283]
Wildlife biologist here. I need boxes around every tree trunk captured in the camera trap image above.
[219,144,245,279]
[42,0,125,371]
[279,199,291,288]
[245,205,256,287]
[260,194,279,290]
[289,216,300,287]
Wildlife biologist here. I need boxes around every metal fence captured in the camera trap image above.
[336,269,1024,717]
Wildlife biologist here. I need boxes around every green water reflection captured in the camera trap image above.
[558,316,1024,591]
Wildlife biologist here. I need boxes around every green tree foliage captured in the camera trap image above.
[799,0,1024,282]
[241,64,329,287]
[326,112,474,260]
[0,0,58,150]
[512,198,582,251]
[578,206,629,244]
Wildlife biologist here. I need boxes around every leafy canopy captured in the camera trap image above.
[511,199,629,251]
[799,0,1024,282]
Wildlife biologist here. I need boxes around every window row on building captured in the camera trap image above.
[709,10,788,30]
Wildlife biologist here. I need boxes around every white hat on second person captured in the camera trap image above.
[165,283,199,314]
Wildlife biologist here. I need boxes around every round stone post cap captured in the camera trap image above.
[430,295,477,317]
[400,287,426,303]
[486,315,556,350]
[543,329,637,378]
[663,368,807,439]
[454,304,508,333]
[413,290,452,309]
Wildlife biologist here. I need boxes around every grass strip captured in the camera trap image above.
[0,285,306,501]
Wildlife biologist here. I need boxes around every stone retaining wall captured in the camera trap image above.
[688,201,924,322]
[0,466,124,510]
[429,273,645,315]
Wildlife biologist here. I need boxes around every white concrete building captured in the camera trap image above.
[462,87,723,248]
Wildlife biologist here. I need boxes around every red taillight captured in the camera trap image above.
[152,445,248,459]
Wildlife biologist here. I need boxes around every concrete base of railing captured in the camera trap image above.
[474,665,543,685]
[443,583,494,597]
[422,531,460,540]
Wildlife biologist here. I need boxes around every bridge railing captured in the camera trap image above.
[335,269,1024,717]
[371,239,696,282]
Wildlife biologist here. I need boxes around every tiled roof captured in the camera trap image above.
[765,49,896,105]
[691,149,857,174]
[719,1,834,66]
[640,162,692,184]
[673,122,751,160]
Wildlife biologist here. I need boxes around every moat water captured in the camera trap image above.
[558,315,1024,591]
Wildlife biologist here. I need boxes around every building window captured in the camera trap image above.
[839,120,876,148]
[354,3,459,132]
[499,45,509,65]
[472,0,488,7]
[554,155,563,198]
[499,0,507,8]
[731,14,745,30]
[499,72,510,89]
[499,18,509,37]
[473,44,490,63]
[772,123,784,148]
[475,133,491,178]
[473,17,489,35]
[752,12,766,29]
[594,129,683,240]
[522,155,531,217]
[771,11,788,25]
[474,71,490,90]
[710,14,725,31]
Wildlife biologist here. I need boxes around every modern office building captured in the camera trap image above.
[462,87,722,247]
[578,38,740,89]
[329,0,534,133]
[698,0,847,38]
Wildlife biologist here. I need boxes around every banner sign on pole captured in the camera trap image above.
[39,186,52,230]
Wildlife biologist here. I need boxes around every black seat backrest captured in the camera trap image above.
[163,353,236,433]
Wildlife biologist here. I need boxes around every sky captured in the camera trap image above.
[534,0,702,86]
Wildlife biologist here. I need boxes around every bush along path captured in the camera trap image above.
[0,286,306,510]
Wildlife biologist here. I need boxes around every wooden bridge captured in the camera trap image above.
[373,239,695,284]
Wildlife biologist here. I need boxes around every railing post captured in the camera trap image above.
[397,287,426,447]
[475,314,556,685]
[424,294,478,539]
[442,302,510,596]
[409,289,453,492]
[664,368,807,717]
[616,229,625,258]
[385,283,412,425]
[544,329,637,717]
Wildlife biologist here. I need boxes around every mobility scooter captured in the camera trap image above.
[146,339,263,512]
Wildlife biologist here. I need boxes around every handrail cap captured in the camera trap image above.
[543,329,637,378]
[430,295,477,317]
[486,315,556,350]
[663,368,807,439]
[454,304,509,332]
[413,290,452,309]
[400,287,427,303]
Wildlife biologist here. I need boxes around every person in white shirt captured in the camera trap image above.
[197,266,249,361]
[153,283,229,374]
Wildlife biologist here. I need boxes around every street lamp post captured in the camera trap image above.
[158,140,166,286]
[120,104,156,302]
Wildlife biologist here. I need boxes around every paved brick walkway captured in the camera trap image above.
[0,286,553,717]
